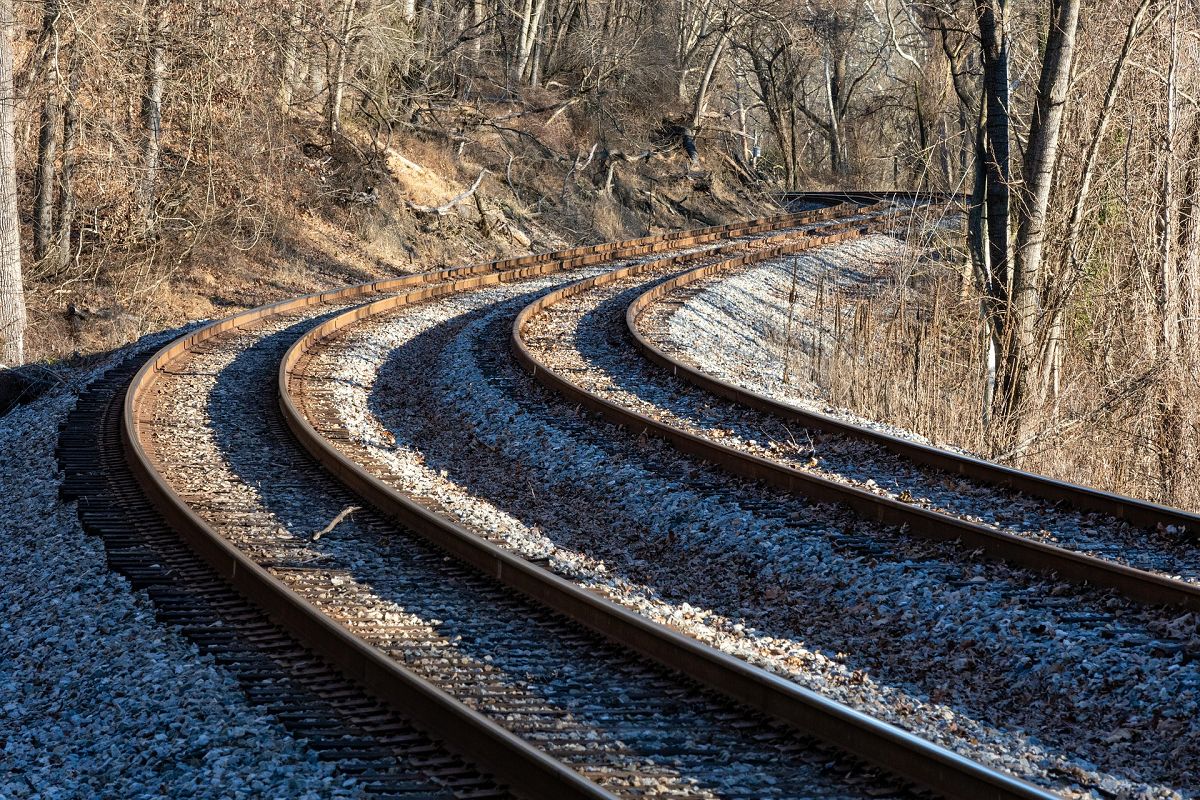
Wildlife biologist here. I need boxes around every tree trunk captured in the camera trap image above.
[57,49,80,270]
[137,0,166,232]
[278,6,303,111]
[973,0,1014,427]
[327,0,358,140]
[823,49,846,175]
[471,0,485,62]
[1157,0,1180,356]
[788,102,799,189]
[689,29,728,131]
[1010,0,1081,408]
[0,0,25,366]
[33,0,62,263]
[514,0,547,85]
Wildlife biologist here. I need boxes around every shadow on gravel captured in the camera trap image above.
[362,291,1196,796]
[204,311,877,800]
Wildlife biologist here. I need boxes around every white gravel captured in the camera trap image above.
[652,235,937,444]
[0,341,362,800]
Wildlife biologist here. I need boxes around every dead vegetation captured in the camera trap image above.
[784,207,1200,511]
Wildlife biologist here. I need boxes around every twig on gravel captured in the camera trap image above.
[312,505,361,541]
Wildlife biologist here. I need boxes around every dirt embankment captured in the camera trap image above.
[30,108,777,365]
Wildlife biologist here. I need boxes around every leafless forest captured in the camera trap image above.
[0,0,1197,507]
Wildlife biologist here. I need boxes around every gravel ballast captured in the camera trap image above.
[633,239,1200,582]
[0,343,362,800]
[143,289,904,799]
[299,251,1200,799]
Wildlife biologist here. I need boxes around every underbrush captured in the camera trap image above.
[28,101,772,365]
[778,209,1200,511]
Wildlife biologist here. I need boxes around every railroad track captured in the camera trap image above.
[496,206,1200,794]
[498,199,1193,793]
[624,235,1200,608]
[111,199,1009,799]
[59,349,500,799]
[512,199,1200,611]
[274,195,1137,796]
[61,193,1195,799]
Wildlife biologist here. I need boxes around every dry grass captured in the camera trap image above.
[24,96,778,366]
[777,210,1200,512]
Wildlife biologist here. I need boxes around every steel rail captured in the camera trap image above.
[120,205,855,800]
[124,298,617,800]
[512,204,1200,614]
[279,203,1059,799]
[623,250,1200,603]
[780,191,1197,535]
[512,204,1200,613]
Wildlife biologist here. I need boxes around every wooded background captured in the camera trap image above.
[0,0,1197,506]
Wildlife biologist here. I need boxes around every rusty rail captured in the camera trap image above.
[512,205,1200,613]
[120,200,861,800]
[617,241,1200,610]
[626,259,1200,536]
[280,201,1059,799]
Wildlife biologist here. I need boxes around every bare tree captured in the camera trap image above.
[0,0,24,365]
[33,0,63,263]
[57,48,80,269]
[970,0,1011,427]
[1003,0,1081,420]
[328,0,359,139]
[137,0,167,231]
[278,5,304,111]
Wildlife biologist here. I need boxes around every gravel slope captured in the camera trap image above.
[0,342,361,799]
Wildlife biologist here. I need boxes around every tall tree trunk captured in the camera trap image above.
[57,49,80,270]
[470,0,485,62]
[514,0,547,85]
[973,0,1013,428]
[278,6,303,111]
[33,0,62,263]
[823,49,846,175]
[137,0,166,232]
[689,30,728,131]
[1157,0,1180,356]
[1010,0,1081,410]
[788,102,799,189]
[0,0,25,365]
[969,99,997,428]
[327,0,358,140]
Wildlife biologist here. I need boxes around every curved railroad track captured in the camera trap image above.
[60,193,1198,799]
[506,203,1200,612]
[495,205,1200,796]
[623,241,1200,607]
[115,198,1004,800]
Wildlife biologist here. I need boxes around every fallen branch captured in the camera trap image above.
[407,169,489,216]
[562,143,599,200]
[312,505,362,541]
